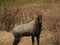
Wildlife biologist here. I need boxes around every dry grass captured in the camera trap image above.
[0,31,14,45]
[0,3,60,45]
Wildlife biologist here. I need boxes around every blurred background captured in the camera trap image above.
[0,0,60,45]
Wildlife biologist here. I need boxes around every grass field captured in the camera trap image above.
[0,0,60,7]
[0,3,60,45]
[0,0,60,45]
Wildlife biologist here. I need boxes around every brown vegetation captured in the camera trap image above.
[0,31,14,45]
[0,3,60,45]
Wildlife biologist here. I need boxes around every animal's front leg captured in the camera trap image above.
[36,35,40,45]
[13,37,20,45]
[31,36,35,45]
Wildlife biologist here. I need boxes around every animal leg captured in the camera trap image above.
[31,36,35,45]
[13,37,20,45]
[36,35,40,45]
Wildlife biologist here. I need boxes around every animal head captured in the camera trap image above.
[36,15,42,24]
